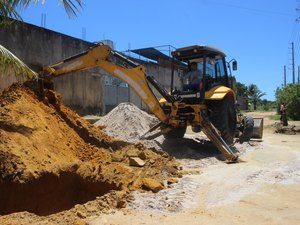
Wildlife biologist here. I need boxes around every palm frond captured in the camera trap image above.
[0,0,23,24]
[58,0,82,18]
[0,45,38,79]
[0,0,83,24]
[10,0,32,8]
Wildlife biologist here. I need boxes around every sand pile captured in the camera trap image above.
[94,103,159,142]
[0,83,179,224]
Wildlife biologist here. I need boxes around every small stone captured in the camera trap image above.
[76,210,86,219]
[129,157,145,167]
[127,149,139,157]
[117,199,127,208]
[72,218,86,225]
[86,205,98,212]
[138,151,147,160]
[142,178,164,193]
[167,177,178,185]
[149,159,155,164]
[111,154,123,162]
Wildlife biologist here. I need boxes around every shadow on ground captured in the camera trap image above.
[153,136,240,161]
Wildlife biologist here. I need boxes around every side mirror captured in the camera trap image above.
[232,60,237,70]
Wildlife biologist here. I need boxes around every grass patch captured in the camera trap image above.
[269,114,281,121]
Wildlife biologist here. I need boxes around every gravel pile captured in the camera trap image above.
[94,103,159,143]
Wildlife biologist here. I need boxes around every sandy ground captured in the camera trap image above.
[89,111,300,225]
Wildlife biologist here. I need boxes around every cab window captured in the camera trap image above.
[205,58,226,85]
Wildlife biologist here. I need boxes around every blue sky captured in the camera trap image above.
[19,0,299,100]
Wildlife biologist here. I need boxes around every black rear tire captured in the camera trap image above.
[239,115,254,143]
[163,126,187,139]
[208,96,237,145]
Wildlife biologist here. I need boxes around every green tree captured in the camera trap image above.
[236,81,248,97]
[276,83,300,120]
[247,84,265,110]
[257,99,276,111]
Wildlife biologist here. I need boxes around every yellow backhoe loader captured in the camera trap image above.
[41,43,263,162]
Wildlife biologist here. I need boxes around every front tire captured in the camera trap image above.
[208,96,237,145]
[239,115,254,143]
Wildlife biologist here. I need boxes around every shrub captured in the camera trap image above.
[276,84,300,120]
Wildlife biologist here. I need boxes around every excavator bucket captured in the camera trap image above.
[251,118,264,139]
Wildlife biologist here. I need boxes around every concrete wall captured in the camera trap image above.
[104,85,129,112]
[0,22,104,115]
[53,70,105,115]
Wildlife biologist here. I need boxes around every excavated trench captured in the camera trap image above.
[0,84,122,216]
[0,171,119,216]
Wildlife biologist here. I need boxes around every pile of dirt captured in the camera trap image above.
[0,83,179,224]
[274,123,300,135]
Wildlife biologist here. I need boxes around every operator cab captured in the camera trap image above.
[171,45,235,103]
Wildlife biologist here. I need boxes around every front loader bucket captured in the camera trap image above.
[252,118,263,139]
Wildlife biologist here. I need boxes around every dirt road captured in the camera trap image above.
[90,112,300,225]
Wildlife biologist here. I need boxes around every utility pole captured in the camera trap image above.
[291,42,295,84]
[298,66,300,83]
[284,65,287,87]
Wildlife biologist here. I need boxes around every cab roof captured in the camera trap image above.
[171,45,226,61]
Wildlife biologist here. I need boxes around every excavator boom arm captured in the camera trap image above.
[42,44,168,123]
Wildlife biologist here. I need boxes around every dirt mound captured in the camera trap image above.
[94,103,159,141]
[0,83,179,224]
[274,123,300,135]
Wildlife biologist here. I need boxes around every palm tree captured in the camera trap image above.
[0,0,82,79]
[247,84,266,110]
[236,81,248,97]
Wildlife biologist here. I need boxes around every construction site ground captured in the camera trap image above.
[0,84,300,225]
[94,112,300,225]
